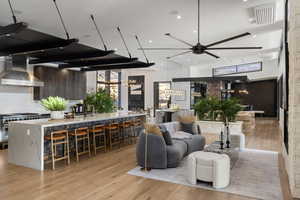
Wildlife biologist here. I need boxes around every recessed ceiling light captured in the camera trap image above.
[148,40,153,43]
[114,48,118,51]
[243,0,248,2]
[177,15,182,19]
[193,30,197,33]
[252,34,257,38]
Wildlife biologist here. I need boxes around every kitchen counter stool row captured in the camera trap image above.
[44,117,143,170]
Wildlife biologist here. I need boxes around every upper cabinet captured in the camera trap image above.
[33,66,86,100]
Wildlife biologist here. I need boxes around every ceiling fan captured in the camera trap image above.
[139,0,262,59]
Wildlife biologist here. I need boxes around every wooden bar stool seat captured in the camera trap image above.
[90,125,106,155]
[69,127,91,162]
[45,134,66,141]
[44,130,70,170]
[106,123,120,150]
[70,130,88,136]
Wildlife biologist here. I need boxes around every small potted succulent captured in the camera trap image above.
[41,96,68,120]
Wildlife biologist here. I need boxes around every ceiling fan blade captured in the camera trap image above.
[138,48,192,50]
[165,33,194,47]
[207,47,263,50]
[204,51,220,59]
[166,51,192,59]
[206,32,251,48]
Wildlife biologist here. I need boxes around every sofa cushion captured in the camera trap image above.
[166,140,187,168]
[172,131,192,139]
[181,135,206,154]
[160,122,181,134]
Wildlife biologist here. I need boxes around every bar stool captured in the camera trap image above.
[44,130,70,170]
[132,118,142,143]
[119,120,133,145]
[106,122,120,149]
[90,125,106,155]
[69,127,91,162]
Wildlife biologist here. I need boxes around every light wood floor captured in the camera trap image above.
[0,118,291,200]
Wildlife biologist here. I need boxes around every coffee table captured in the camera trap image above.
[204,141,239,168]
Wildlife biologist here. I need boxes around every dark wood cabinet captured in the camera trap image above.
[232,79,278,117]
[34,66,86,100]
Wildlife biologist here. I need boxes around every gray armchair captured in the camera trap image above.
[136,132,168,169]
[136,123,206,169]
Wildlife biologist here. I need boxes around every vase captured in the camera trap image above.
[50,111,65,120]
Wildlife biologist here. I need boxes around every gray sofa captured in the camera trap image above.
[136,122,206,169]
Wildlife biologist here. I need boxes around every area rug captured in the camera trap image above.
[128,149,282,200]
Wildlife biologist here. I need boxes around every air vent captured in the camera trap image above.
[252,3,276,25]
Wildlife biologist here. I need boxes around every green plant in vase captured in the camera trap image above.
[41,96,68,119]
[84,89,115,113]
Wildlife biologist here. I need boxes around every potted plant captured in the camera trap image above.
[41,96,68,120]
[84,89,115,113]
[194,97,243,135]
[219,98,242,124]
[194,97,220,121]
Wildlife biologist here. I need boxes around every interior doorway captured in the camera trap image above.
[128,76,145,111]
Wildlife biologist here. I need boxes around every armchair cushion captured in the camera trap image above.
[166,140,187,168]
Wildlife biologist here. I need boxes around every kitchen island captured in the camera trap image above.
[8,112,146,171]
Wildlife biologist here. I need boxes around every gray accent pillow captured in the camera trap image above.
[180,122,197,135]
[159,125,173,145]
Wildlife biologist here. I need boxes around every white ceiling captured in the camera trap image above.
[0,0,284,67]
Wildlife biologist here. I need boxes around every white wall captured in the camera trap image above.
[119,61,190,110]
[0,59,85,114]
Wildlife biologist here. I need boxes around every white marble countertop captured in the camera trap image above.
[156,109,180,112]
[9,112,146,128]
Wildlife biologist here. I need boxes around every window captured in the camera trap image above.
[96,71,121,108]
[213,62,262,76]
[190,82,207,108]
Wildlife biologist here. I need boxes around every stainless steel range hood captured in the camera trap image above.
[0,56,44,87]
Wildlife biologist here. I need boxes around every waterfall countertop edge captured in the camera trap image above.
[8,113,146,128]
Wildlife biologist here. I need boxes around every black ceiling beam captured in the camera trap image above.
[172,76,248,83]
[81,62,155,71]
[0,22,27,38]
[29,50,114,64]
[0,38,78,56]
[59,57,138,69]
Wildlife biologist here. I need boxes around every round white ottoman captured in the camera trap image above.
[186,151,230,189]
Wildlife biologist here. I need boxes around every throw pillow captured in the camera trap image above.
[178,115,199,135]
[159,125,173,145]
[180,122,197,135]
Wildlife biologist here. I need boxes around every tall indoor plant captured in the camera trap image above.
[41,96,68,119]
[84,89,115,113]
[194,97,220,121]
